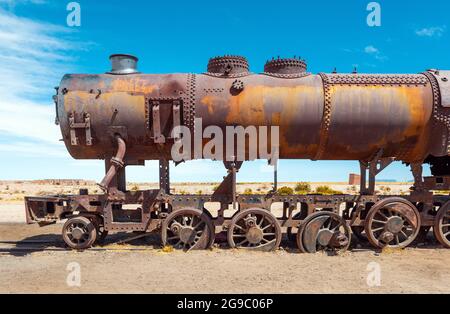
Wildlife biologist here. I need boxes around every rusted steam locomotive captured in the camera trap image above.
[25,54,450,253]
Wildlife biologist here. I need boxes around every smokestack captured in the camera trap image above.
[108,54,139,75]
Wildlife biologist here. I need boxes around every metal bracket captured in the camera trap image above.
[411,162,424,192]
[151,102,165,144]
[69,111,93,146]
[172,100,181,142]
[149,98,183,144]
[360,150,394,195]
[212,161,243,209]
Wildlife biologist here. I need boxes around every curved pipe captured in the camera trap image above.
[99,135,126,191]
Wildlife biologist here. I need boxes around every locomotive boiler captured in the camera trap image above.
[25,54,450,253]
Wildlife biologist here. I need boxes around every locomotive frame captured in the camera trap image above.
[24,143,450,252]
[23,54,450,253]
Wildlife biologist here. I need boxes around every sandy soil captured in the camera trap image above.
[0,223,449,293]
[0,181,448,294]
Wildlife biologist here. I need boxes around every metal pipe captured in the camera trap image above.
[99,135,126,191]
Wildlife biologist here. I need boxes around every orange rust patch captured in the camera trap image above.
[398,86,430,136]
[111,78,157,94]
[225,85,318,126]
[328,84,432,160]
[64,91,146,116]
[222,85,320,157]
[400,86,433,160]
[200,95,218,115]
[279,137,318,157]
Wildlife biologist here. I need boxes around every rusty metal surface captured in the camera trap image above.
[364,197,421,249]
[423,71,450,156]
[205,55,250,77]
[99,135,126,191]
[56,55,447,164]
[423,175,450,190]
[427,70,450,108]
[263,57,309,78]
[323,74,428,86]
[434,201,450,248]
[299,212,350,254]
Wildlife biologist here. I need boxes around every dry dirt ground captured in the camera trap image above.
[1,225,450,293]
[1,218,450,293]
[0,181,449,293]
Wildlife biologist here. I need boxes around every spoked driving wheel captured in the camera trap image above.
[365,198,421,249]
[297,212,351,254]
[228,208,282,251]
[161,208,215,251]
[434,202,450,248]
[62,216,97,250]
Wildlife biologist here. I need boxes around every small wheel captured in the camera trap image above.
[90,216,108,244]
[161,208,215,251]
[228,208,281,251]
[364,198,421,249]
[297,211,351,254]
[434,202,450,248]
[62,216,97,250]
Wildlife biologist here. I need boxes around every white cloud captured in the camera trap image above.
[364,45,379,54]
[0,8,90,156]
[364,45,387,61]
[0,97,59,143]
[415,26,446,37]
[0,140,66,157]
[0,0,46,7]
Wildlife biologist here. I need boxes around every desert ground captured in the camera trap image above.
[0,180,449,293]
[0,180,414,205]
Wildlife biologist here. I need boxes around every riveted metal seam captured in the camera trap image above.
[325,74,428,86]
[184,74,196,132]
[202,71,251,78]
[261,72,311,79]
[422,71,450,154]
[314,73,332,160]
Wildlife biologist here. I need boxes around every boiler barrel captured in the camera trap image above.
[56,57,450,164]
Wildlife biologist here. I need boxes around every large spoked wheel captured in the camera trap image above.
[297,211,351,254]
[434,202,450,248]
[161,208,215,251]
[62,216,97,250]
[364,198,421,249]
[228,208,282,251]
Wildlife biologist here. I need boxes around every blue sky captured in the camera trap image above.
[0,0,449,183]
